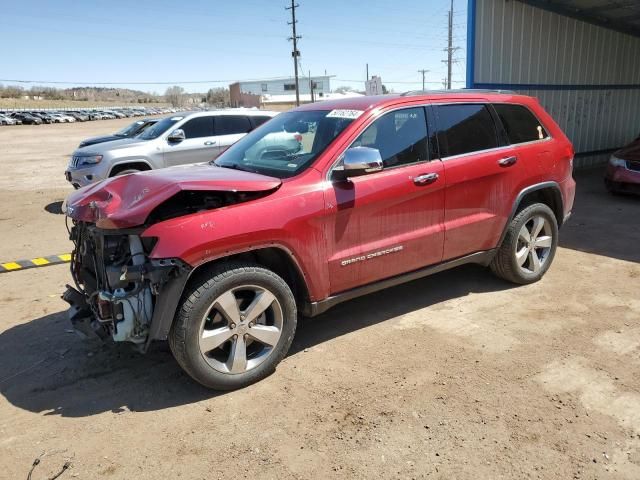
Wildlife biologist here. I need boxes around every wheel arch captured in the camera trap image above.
[147,245,311,345]
[108,159,153,177]
[498,182,564,247]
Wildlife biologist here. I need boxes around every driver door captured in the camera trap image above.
[323,106,445,294]
[162,116,217,166]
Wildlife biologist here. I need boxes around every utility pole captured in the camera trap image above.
[309,70,314,102]
[366,63,369,81]
[417,69,429,91]
[442,0,459,89]
[286,0,301,106]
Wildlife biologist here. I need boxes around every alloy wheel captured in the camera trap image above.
[198,285,283,374]
[515,215,553,274]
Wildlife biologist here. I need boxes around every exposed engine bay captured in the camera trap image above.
[62,220,187,349]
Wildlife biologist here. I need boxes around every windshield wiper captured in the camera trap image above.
[213,161,258,174]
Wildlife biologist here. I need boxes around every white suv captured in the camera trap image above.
[65,110,289,188]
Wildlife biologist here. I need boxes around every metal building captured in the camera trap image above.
[466,0,640,169]
[230,76,332,97]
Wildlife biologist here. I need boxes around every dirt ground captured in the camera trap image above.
[0,120,639,479]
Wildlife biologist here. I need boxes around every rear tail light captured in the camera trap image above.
[294,134,303,143]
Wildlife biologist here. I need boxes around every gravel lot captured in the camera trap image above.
[0,120,639,479]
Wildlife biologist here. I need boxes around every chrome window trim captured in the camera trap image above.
[439,136,553,161]
[326,104,434,181]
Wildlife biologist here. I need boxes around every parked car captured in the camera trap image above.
[67,111,89,122]
[0,114,17,125]
[78,119,158,148]
[10,112,42,125]
[65,110,279,188]
[62,92,576,390]
[605,134,640,195]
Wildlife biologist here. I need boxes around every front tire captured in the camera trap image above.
[490,203,558,284]
[169,262,297,390]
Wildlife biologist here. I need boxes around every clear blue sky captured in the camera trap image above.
[1,0,467,94]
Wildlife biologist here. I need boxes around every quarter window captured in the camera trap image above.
[214,116,252,135]
[181,117,214,139]
[352,107,429,168]
[493,103,548,144]
[435,104,499,157]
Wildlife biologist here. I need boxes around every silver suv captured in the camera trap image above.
[65,110,280,188]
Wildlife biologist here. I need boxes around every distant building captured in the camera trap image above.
[229,75,333,108]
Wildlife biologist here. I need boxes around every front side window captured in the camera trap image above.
[352,107,429,168]
[213,110,355,179]
[138,116,182,140]
[493,103,548,144]
[181,116,214,139]
[435,104,498,157]
[214,115,252,135]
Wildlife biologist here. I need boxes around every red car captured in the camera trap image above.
[605,135,640,194]
[63,91,576,389]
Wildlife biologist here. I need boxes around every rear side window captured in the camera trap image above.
[250,116,273,129]
[181,117,214,138]
[435,104,498,157]
[493,104,548,144]
[215,115,252,135]
[352,107,429,168]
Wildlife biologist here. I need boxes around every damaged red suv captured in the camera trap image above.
[63,91,576,389]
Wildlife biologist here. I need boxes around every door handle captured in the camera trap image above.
[498,156,517,167]
[413,172,439,186]
[204,141,217,146]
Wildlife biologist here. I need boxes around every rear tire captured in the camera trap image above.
[169,262,297,390]
[490,203,558,284]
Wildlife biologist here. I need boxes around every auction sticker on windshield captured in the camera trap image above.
[326,109,363,119]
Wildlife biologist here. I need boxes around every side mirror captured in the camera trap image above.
[167,129,185,143]
[332,147,383,181]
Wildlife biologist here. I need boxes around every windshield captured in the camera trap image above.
[213,110,355,179]
[116,120,145,137]
[137,116,182,140]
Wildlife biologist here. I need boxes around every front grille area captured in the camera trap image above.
[627,160,640,172]
[69,156,81,168]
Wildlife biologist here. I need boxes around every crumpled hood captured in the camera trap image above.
[616,136,640,163]
[64,163,282,229]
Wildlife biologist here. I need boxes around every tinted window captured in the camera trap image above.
[435,104,498,157]
[493,103,548,144]
[250,116,272,129]
[352,107,429,168]
[215,115,252,135]
[181,117,214,139]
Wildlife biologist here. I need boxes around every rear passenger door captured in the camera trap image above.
[435,103,524,261]
[163,116,217,166]
[212,115,253,159]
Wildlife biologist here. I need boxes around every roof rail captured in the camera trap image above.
[400,88,516,96]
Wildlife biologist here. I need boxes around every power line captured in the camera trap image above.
[286,0,301,107]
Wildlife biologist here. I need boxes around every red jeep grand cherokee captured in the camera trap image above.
[63,91,576,389]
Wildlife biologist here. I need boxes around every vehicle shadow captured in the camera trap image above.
[559,168,639,263]
[0,264,512,417]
